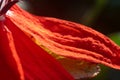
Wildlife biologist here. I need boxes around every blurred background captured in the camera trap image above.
[18,0,120,80]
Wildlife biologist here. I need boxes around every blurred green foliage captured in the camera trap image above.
[109,32,120,46]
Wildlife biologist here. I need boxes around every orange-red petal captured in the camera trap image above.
[7,5,120,70]
[4,17,74,80]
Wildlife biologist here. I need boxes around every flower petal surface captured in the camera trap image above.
[7,5,120,71]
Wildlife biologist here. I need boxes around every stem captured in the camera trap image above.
[0,0,20,16]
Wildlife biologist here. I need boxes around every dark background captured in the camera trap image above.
[19,0,120,35]
[18,0,120,80]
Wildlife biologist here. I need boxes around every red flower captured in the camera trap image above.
[0,0,73,80]
[0,0,120,80]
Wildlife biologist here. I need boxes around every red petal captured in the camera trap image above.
[7,5,120,70]
[3,16,73,79]
[0,21,24,80]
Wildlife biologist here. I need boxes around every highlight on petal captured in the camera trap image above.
[6,4,120,79]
